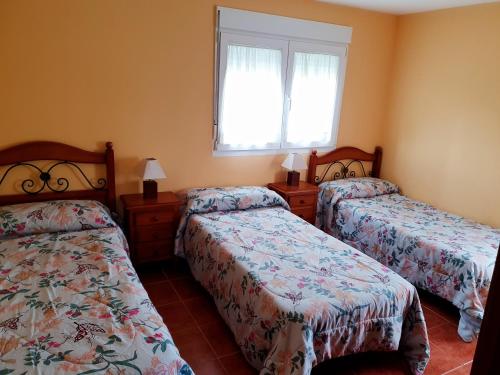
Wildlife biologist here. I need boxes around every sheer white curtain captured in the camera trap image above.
[286,52,339,147]
[219,45,284,150]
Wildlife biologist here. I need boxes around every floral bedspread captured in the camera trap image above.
[0,226,192,374]
[177,187,430,375]
[317,178,500,326]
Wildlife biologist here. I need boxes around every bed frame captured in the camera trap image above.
[307,146,382,184]
[0,141,116,211]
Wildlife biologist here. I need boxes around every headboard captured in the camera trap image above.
[307,146,382,185]
[0,141,116,211]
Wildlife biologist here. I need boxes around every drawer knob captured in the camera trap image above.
[151,216,159,222]
[299,199,305,204]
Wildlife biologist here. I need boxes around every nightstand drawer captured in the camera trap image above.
[289,194,316,208]
[135,210,174,226]
[135,224,174,242]
[292,206,315,223]
[135,241,173,261]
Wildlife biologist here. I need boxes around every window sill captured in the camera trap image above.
[212,146,335,157]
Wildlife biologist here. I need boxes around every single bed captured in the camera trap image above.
[308,146,500,342]
[175,186,430,375]
[0,141,192,374]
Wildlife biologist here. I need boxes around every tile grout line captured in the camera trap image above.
[181,280,233,374]
[167,277,232,375]
[145,280,182,308]
[441,360,473,375]
[217,351,243,360]
[423,304,458,326]
[142,268,225,371]
[427,321,449,331]
[167,264,253,372]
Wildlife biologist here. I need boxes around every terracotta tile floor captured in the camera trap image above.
[139,261,476,375]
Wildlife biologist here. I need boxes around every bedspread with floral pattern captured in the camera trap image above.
[0,226,192,374]
[317,178,500,327]
[178,187,429,375]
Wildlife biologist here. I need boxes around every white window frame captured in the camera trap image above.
[217,33,289,152]
[213,7,352,156]
[283,41,347,149]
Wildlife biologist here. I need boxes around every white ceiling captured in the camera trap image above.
[318,0,500,14]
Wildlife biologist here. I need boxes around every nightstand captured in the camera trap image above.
[120,192,182,265]
[267,181,319,224]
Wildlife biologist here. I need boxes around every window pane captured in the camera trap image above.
[219,45,284,150]
[286,52,339,147]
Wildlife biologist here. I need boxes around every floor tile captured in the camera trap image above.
[144,280,179,306]
[419,290,460,326]
[423,305,449,329]
[157,301,196,333]
[171,326,216,364]
[219,352,258,375]
[171,276,208,300]
[425,342,464,375]
[445,361,472,374]
[187,358,227,375]
[164,259,192,280]
[200,319,240,357]
[429,322,477,359]
[136,263,168,284]
[185,296,221,325]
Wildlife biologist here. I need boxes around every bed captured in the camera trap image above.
[174,186,430,375]
[0,141,192,374]
[308,146,500,342]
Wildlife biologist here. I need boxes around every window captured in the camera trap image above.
[214,8,352,154]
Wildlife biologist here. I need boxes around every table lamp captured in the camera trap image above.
[143,158,166,199]
[281,153,307,186]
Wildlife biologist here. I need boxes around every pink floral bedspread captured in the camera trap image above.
[180,204,430,374]
[0,227,192,374]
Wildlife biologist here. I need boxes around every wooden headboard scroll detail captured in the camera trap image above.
[0,141,116,211]
[307,146,382,185]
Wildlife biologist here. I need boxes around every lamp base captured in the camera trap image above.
[286,171,300,186]
[143,180,158,199]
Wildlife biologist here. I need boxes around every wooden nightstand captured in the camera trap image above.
[120,192,182,265]
[268,181,319,224]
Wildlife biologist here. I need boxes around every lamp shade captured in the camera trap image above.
[143,158,166,180]
[281,153,307,171]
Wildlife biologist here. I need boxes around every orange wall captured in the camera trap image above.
[382,3,500,227]
[0,0,396,195]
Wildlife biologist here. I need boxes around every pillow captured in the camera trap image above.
[0,200,116,239]
[185,186,290,215]
[174,186,290,257]
[319,177,399,206]
[316,177,399,231]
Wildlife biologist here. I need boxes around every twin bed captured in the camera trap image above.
[1,141,496,374]
[174,187,430,374]
[308,146,500,342]
[0,142,192,374]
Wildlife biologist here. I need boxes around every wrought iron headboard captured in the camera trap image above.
[307,146,382,185]
[0,141,116,211]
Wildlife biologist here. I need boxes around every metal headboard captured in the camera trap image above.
[307,146,382,185]
[0,141,116,211]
